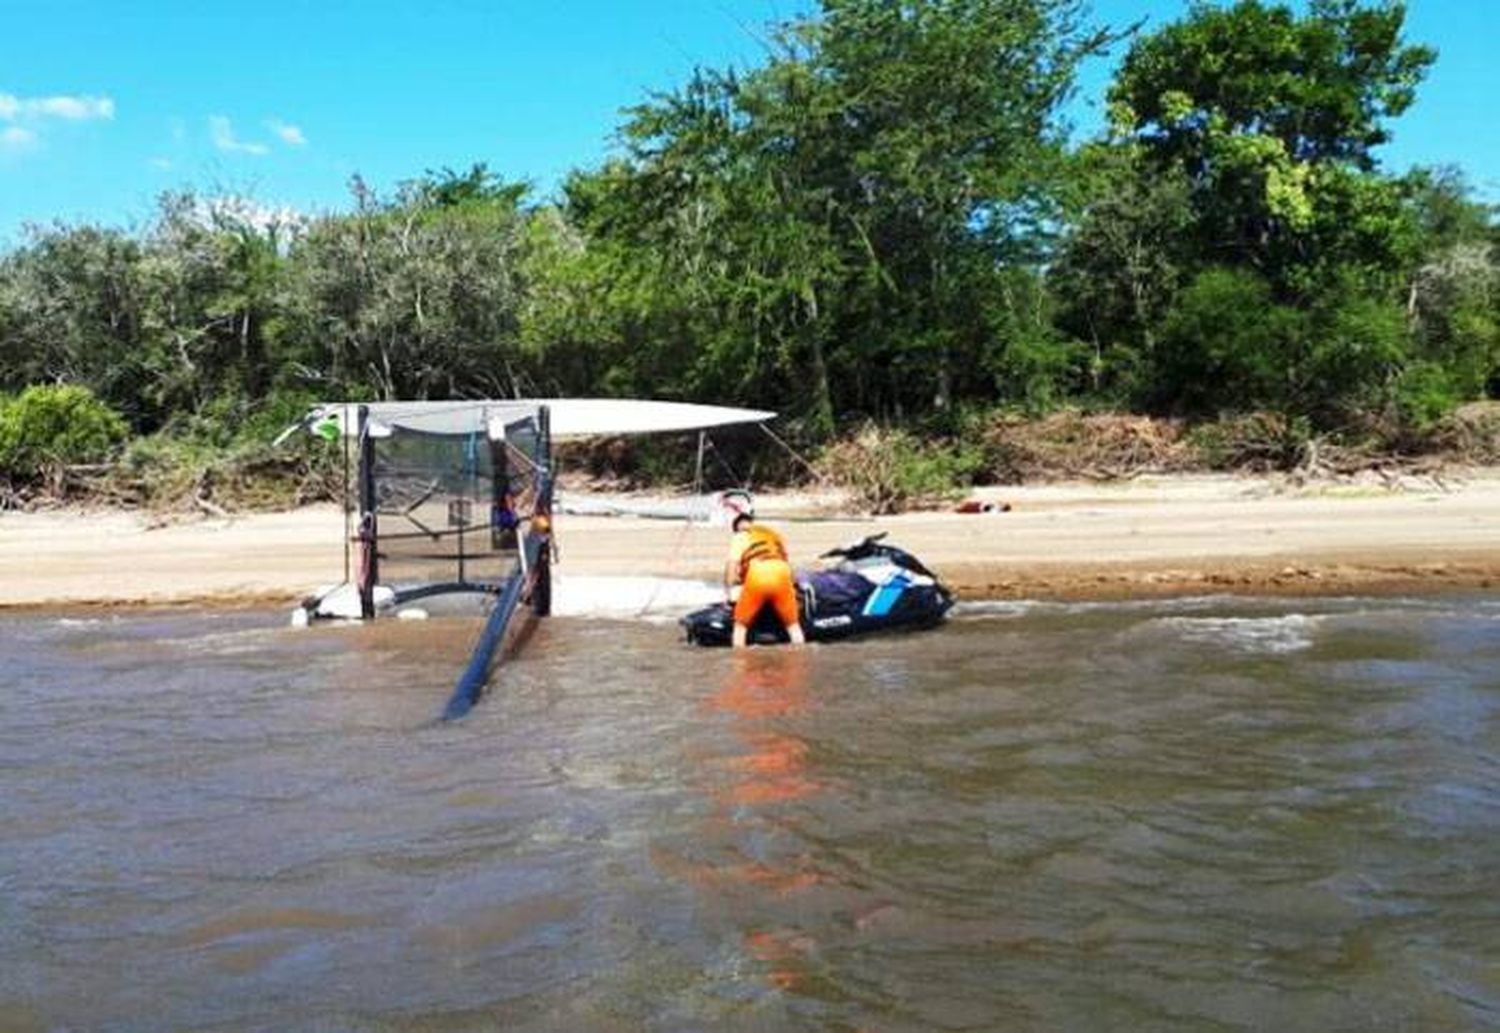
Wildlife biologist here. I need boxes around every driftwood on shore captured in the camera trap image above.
[1,449,342,517]
[4,405,1498,518]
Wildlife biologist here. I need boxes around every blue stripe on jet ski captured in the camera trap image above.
[863,572,911,617]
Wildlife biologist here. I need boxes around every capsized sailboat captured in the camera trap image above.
[285,398,773,620]
[280,397,775,718]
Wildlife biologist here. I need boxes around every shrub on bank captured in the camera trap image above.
[103,434,343,512]
[1186,413,1310,471]
[817,424,984,514]
[0,384,129,494]
[1424,401,1500,464]
[981,411,1198,482]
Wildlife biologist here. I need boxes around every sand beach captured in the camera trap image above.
[4,470,1498,610]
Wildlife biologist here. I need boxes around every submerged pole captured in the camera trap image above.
[442,564,527,721]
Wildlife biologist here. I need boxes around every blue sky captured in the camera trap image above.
[0,0,1493,243]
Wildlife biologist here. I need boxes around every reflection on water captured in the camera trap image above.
[2,595,1499,1032]
[700,650,824,994]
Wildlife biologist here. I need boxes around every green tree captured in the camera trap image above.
[563,0,1109,432]
[412,163,529,211]
[134,193,296,429]
[1108,0,1435,296]
[0,225,150,424]
[1077,0,1450,425]
[1155,266,1407,426]
[1403,168,1499,400]
[1050,143,1195,400]
[282,176,531,400]
[795,0,1106,414]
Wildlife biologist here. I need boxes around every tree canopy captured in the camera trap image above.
[0,0,1495,481]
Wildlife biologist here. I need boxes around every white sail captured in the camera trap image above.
[297,398,774,440]
[541,398,774,439]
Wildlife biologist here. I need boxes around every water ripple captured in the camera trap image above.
[1,600,1497,1032]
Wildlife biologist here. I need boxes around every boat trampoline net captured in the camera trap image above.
[366,413,545,596]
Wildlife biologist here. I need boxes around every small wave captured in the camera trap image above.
[1151,614,1318,654]
[953,594,1272,620]
[1472,598,1500,617]
[1055,594,1271,616]
[951,600,1039,620]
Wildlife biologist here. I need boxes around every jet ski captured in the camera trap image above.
[682,533,954,646]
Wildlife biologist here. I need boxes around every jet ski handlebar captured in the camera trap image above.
[819,532,889,559]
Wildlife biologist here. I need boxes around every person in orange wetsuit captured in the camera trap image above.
[724,505,806,650]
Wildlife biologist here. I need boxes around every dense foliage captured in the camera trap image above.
[0,0,1496,500]
[0,384,128,484]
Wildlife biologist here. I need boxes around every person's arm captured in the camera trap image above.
[725,534,744,599]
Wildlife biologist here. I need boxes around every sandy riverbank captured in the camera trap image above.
[4,471,1498,610]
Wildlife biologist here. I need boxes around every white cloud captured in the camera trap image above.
[1,125,37,150]
[33,95,114,120]
[209,115,269,156]
[149,156,173,170]
[0,93,114,122]
[199,195,309,238]
[266,119,307,147]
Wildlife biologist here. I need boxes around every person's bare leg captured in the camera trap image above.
[732,623,749,649]
[785,623,806,646]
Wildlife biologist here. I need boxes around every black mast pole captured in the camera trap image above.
[357,405,378,620]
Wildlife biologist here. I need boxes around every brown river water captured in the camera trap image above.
[3,593,1499,1032]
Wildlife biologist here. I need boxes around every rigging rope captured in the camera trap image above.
[634,429,719,618]
[757,422,829,488]
[702,433,746,488]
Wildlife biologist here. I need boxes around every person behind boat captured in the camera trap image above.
[725,504,806,649]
